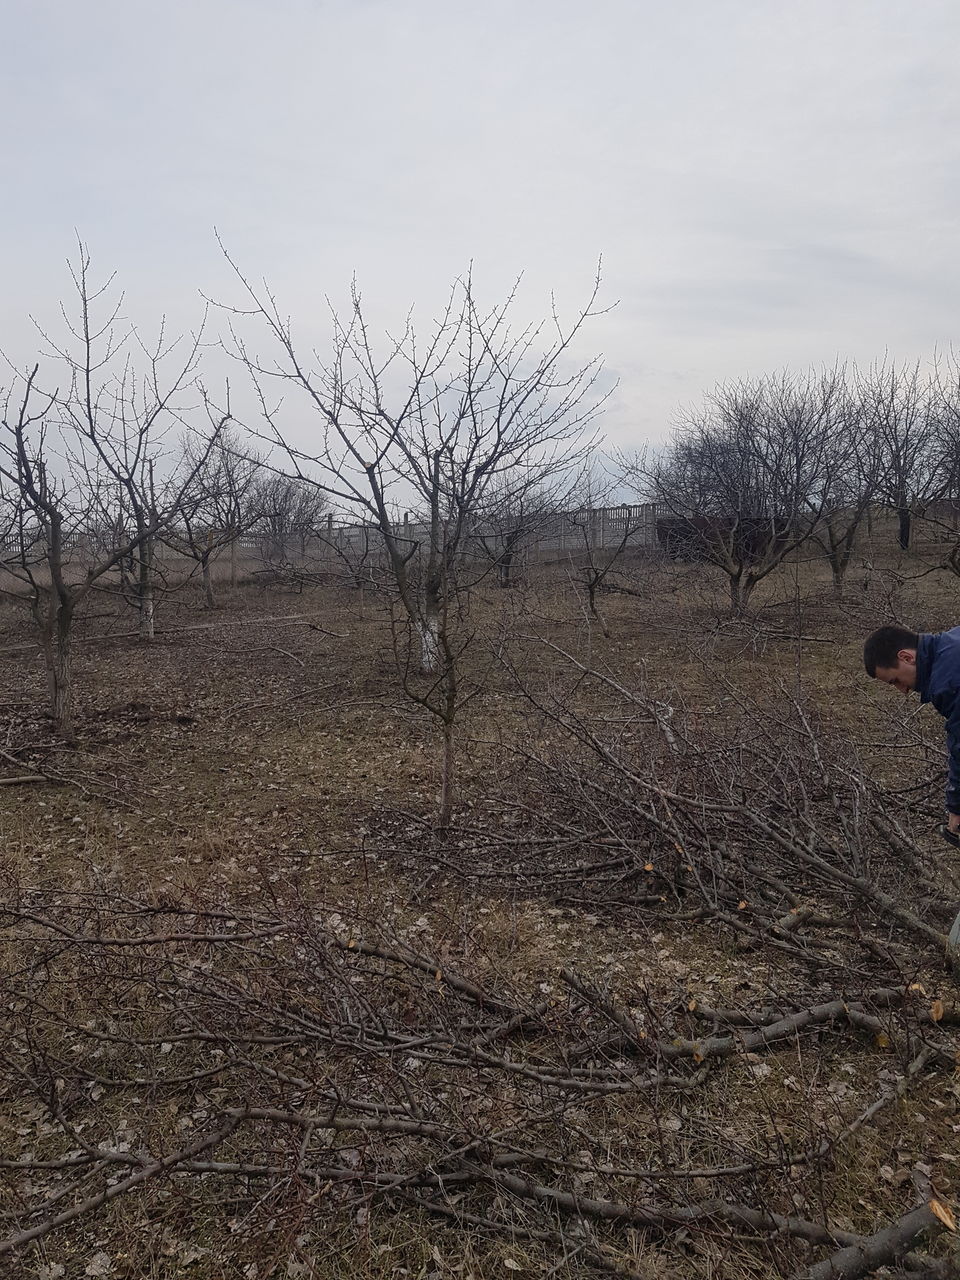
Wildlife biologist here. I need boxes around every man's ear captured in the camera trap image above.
[897,647,917,666]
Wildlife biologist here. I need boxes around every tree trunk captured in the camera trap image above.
[418,613,441,675]
[230,536,238,587]
[498,532,521,588]
[52,636,73,740]
[139,579,155,641]
[438,716,455,830]
[586,577,611,638]
[897,506,911,551]
[728,571,758,614]
[43,609,75,741]
[826,526,846,601]
[119,552,134,598]
[137,541,155,641]
[140,593,155,640]
[417,570,444,674]
[202,556,216,609]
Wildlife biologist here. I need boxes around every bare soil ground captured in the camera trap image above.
[2,555,959,1279]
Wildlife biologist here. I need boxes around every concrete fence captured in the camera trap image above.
[0,505,666,586]
[238,503,665,560]
[11,502,960,574]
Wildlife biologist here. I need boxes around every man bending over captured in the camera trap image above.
[863,623,960,834]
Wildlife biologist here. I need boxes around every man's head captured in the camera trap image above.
[863,624,921,692]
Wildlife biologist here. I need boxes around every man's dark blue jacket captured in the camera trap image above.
[916,627,960,814]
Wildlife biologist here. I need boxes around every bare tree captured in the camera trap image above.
[561,466,660,636]
[0,250,224,737]
[221,263,605,825]
[250,471,330,569]
[42,249,227,641]
[172,426,265,607]
[471,476,570,588]
[860,359,945,551]
[222,260,605,672]
[905,351,960,579]
[812,379,884,599]
[644,370,840,613]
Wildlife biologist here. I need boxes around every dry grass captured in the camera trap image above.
[1,552,959,1279]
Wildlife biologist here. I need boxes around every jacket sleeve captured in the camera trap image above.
[937,684,960,814]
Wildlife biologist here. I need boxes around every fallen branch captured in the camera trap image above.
[791,1201,950,1280]
[0,1117,239,1256]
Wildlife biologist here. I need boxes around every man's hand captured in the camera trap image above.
[948,812,960,833]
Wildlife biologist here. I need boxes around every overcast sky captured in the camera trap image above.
[3,0,959,448]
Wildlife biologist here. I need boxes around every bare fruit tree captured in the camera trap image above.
[472,478,569,589]
[223,262,605,672]
[813,377,884,599]
[642,370,841,613]
[0,250,225,737]
[55,254,224,641]
[905,352,960,580]
[249,471,329,570]
[861,359,947,551]
[562,467,658,637]
[172,425,266,607]
[222,264,606,825]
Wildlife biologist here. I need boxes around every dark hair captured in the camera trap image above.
[863,625,920,676]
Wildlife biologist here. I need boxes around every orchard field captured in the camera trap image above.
[2,551,960,1280]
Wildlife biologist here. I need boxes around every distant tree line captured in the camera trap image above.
[639,358,960,611]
